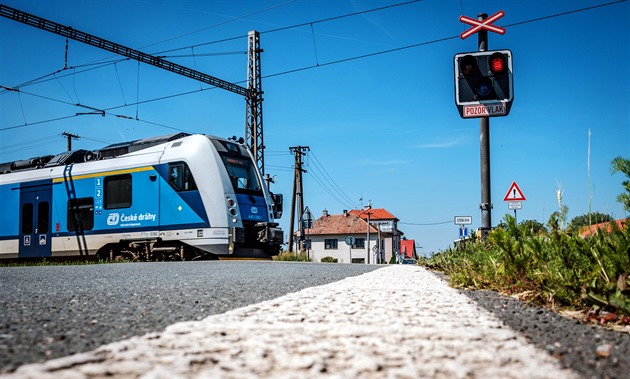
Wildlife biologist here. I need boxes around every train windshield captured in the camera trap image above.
[221,155,262,194]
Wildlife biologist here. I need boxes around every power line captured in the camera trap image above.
[399,220,453,226]
[154,0,424,55]
[142,0,298,53]
[307,150,360,209]
[82,1,630,110]
[307,170,355,210]
[503,0,627,29]
[2,0,625,131]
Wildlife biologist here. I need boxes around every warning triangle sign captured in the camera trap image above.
[504,181,526,201]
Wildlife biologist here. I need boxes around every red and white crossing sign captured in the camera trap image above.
[503,181,526,201]
[459,11,506,40]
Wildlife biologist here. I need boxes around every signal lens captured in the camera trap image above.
[489,53,507,74]
[474,77,493,98]
[459,55,478,77]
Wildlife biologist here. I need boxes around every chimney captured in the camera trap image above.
[343,209,348,217]
[322,209,328,217]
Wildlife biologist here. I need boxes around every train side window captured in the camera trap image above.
[22,203,33,234]
[168,162,197,192]
[67,198,94,232]
[38,202,49,234]
[104,174,132,209]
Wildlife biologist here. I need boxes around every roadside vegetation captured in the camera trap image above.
[0,258,111,267]
[422,156,630,324]
[273,250,311,261]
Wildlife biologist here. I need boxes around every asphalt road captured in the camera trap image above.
[0,261,379,373]
[2,262,629,378]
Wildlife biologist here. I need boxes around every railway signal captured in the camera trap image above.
[454,49,513,118]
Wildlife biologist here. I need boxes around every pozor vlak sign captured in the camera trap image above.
[454,49,514,118]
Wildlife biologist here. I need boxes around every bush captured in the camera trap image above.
[321,256,338,263]
[425,214,630,315]
[273,251,311,262]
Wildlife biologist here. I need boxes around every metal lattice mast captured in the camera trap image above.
[246,30,264,175]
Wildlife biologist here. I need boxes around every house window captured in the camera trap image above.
[104,174,132,209]
[324,239,338,249]
[355,238,365,248]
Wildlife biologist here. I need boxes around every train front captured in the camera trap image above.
[209,137,283,258]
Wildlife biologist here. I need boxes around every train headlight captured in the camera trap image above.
[226,196,239,219]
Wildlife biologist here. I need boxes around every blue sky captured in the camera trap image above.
[1,0,628,254]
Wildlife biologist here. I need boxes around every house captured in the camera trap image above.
[400,239,418,260]
[579,219,627,237]
[301,208,403,264]
[349,207,402,263]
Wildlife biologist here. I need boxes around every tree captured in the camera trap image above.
[568,212,614,231]
[521,219,547,234]
[611,156,630,212]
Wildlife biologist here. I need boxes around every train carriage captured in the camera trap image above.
[0,133,283,260]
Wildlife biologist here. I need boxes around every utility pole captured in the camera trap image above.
[287,146,309,253]
[365,203,372,264]
[62,132,80,151]
[477,13,493,239]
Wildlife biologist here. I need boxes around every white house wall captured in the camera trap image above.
[306,234,393,264]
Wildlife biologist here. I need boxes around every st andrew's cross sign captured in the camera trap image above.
[459,10,506,40]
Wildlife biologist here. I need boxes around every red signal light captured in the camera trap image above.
[489,53,507,74]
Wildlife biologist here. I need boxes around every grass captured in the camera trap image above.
[0,257,116,267]
[421,214,630,318]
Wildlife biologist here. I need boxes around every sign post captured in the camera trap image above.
[344,236,355,264]
[503,181,526,222]
[301,207,314,260]
[454,216,473,239]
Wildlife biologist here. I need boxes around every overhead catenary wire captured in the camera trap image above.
[1,0,625,131]
[154,0,424,56]
[0,85,190,133]
[399,220,453,226]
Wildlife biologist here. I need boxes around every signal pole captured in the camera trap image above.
[288,146,309,253]
[456,10,512,239]
[478,13,492,239]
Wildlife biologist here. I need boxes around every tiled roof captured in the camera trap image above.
[305,213,379,235]
[579,219,627,237]
[349,208,398,221]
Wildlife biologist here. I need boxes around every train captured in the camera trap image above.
[0,133,284,261]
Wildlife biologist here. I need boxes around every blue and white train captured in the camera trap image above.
[0,133,284,260]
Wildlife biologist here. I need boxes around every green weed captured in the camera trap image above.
[425,214,630,315]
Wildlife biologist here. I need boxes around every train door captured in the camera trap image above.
[19,181,52,258]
